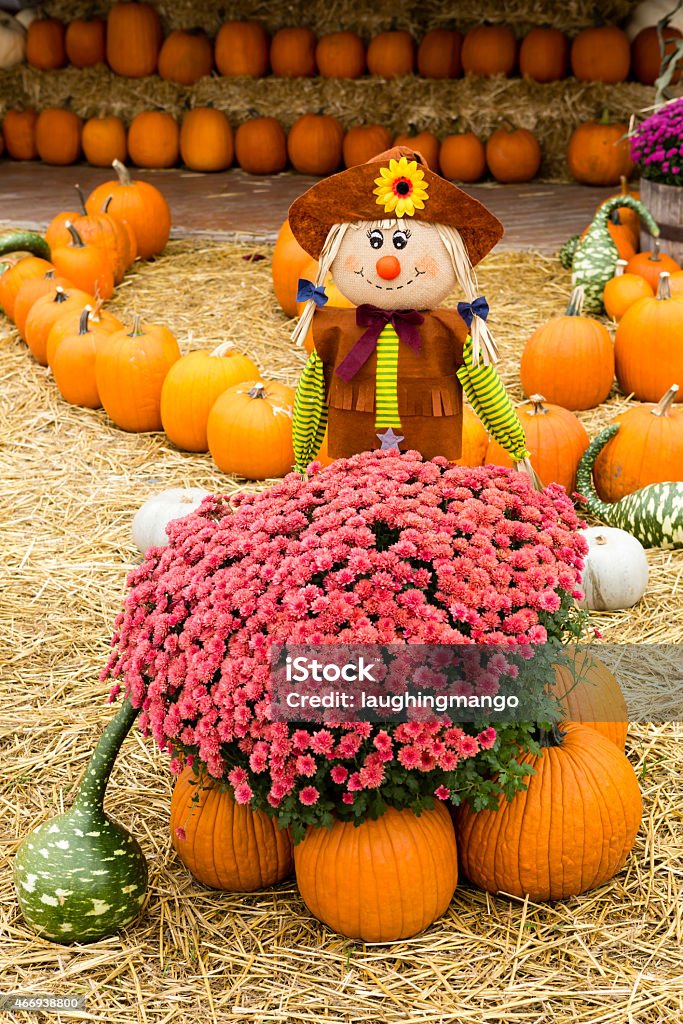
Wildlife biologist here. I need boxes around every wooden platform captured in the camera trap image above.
[0,162,616,252]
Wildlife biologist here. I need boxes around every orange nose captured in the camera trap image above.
[376,255,401,280]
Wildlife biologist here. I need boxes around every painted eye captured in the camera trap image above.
[392,230,409,250]
[368,229,384,250]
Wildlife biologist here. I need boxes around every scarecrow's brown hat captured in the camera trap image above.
[288,146,504,267]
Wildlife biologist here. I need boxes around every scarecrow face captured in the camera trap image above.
[330,219,457,311]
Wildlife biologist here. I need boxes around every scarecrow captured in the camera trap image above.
[289,146,537,483]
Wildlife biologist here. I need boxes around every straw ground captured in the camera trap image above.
[1,239,681,1023]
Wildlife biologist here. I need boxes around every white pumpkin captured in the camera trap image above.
[626,0,683,40]
[0,12,26,69]
[14,7,42,29]
[579,526,649,611]
[132,487,212,554]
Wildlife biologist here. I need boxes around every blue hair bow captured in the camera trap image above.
[296,278,328,307]
[457,296,489,329]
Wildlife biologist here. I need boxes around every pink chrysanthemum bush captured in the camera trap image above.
[103,450,588,841]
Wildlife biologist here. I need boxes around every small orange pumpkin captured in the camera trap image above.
[287,113,344,176]
[625,242,681,290]
[51,305,120,408]
[486,394,589,493]
[439,131,486,182]
[24,285,94,365]
[235,117,287,175]
[486,126,541,183]
[2,109,39,161]
[603,259,654,321]
[567,116,633,186]
[26,17,67,70]
[128,111,180,169]
[570,25,631,83]
[85,160,171,260]
[519,26,569,82]
[272,218,311,318]
[158,28,213,85]
[65,17,105,68]
[180,107,233,172]
[47,195,137,284]
[207,380,295,479]
[170,765,293,891]
[342,124,393,168]
[82,115,128,167]
[393,129,440,172]
[270,26,317,77]
[669,270,683,298]
[520,285,614,410]
[593,383,683,502]
[632,25,683,85]
[461,25,517,76]
[46,301,123,369]
[295,803,458,941]
[366,30,416,78]
[215,20,269,76]
[106,1,162,77]
[615,272,683,401]
[35,108,82,166]
[95,315,181,432]
[601,177,641,250]
[0,257,53,320]
[453,406,488,466]
[550,649,628,750]
[160,343,261,452]
[13,271,76,338]
[50,222,115,300]
[315,31,365,78]
[417,28,462,78]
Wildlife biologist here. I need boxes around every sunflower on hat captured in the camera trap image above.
[373,156,429,218]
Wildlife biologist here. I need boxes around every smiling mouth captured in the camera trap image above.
[354,267,426,291]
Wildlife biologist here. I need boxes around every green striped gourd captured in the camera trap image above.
[14,699,148,944]
[0,230,51,261]
[577,424,683,548]
[571,196,659,313]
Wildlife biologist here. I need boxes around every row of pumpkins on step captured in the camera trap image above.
[3,8,678,85]
[0,164,296,481]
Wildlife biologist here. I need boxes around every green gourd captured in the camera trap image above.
[14,699,148,944]
[559,235,579,270]
[571,196,659,313]
[0,231,51,261]
[576,425,683,549]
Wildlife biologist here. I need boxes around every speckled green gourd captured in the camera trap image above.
[571,196,660,313]
[13,699,148,944]
[0,231,51,261]
[559,235,580,270]
[577,425,683,549]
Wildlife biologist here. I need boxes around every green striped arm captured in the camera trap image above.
[293,350,328,474]
[457,335,529,462]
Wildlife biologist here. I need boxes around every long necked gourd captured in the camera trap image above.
[576,424,683,549]
[13,698,148,943]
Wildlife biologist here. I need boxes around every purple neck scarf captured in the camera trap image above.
[335,304,425,382]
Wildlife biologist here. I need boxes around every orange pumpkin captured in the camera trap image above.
[615,273,683,403]
[461,25,517,76]
[0,256,53,320]
[180,108,233,172]
[272,218,311,317]
[47,198,137,284]
[158,29,213,85]
[520,285,614,410]
[82,115,128,167]
[235,117,287,175]
[393,129,440,172]
[270,26,317,77]
[486,127,541,183]
[128,111,179,169]
[160,343,260,452]
[453,406,488,466]
[65,17,105,68]
[294,803,458,941]
[567,117,633,186]
[570,25,631,83]
[46,302,123,369]
[603,259,654,321]
[297,257,354,323]
[35,108,82,166]
[417,28,462,78]
[669,270,683,298]
[625,242,681,290]
[287,113,344,176]
[342,124,392,168]
[13,272,77,339]
[26,18,67,70]
[456,724,641,900]
[51,305,118,408]
[593,384,683,501]
[86,160,171,260]
[600,176,641,249]
[439,131,486,182]
[519,27,569,82]
[367,30,416,77]
[45,209,80,254]
[106,1,162,77]
[50,222,115,301]
[315,30,365,78]
[215,20,269,76]
[207,380,295,479]
[24,285,94,365]
[632,25,683,85]
[550,649,628,750]
[170,765,293,891]
[95,316,181,432]
[2,109,39,161]
[486,395,589,493]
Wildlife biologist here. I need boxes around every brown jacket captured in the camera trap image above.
[312,306,467,461]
